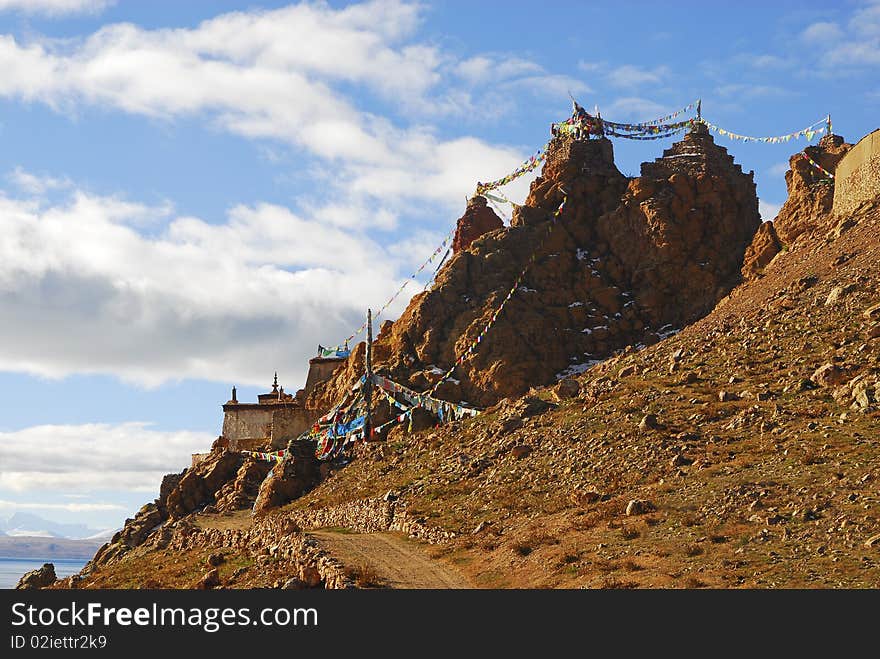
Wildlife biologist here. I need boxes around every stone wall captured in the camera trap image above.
[282,497,456,545]
[834,128,880,216]
[161,518,354,589]
[304,358,346,397]
[270,407,318,448]
[222,407,272,442]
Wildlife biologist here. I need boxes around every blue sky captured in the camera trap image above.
[0,0,877,533]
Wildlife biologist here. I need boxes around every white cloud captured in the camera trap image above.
[0,422,213,493]
[0,499,124,512]
[850,1,880,38]
[760,200,782,221]
[7,167,72,195]
[608,64,668,88]
[802,3,880,69]
[0,2,558,210]
[0,0,113,16]
[0,184,434,387]
[455,55,543,86]
[801,21,844,43]
[601,97,668,121]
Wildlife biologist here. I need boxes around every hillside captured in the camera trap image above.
[52,125,880,589]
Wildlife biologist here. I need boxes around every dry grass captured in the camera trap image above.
[346,563,384,588]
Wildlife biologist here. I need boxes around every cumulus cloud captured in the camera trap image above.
[0,183,436,387]
[0,0,564,210]
[601,97,668,121]
[0,2,578,390]
[0,423,213,492]
[0,0,113,16]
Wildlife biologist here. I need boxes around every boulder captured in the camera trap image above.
[194,568,220,590]
[811,363,846,388]
[253,442,322,515]
[625,500,655,516]
[16,563,57,590]
[215,458,272,513]
[741,221,781,280]
[553,378,580,400]
[638,414,660,431]
[165,448,243,520]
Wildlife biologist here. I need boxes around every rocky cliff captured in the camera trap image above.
[310,124,761,409]
[741,133,853,280]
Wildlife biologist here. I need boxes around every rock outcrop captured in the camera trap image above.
[165,445,242,520]
[310,125,761,409]
[742,221,783,280]
[16,563,57,590]
[215,458,273,513]
[773,134,852,245]
[253,441,321,515]
[452,195,503,253]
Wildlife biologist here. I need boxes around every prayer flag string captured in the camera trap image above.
[342,226,456,345]
[700,118,827,144]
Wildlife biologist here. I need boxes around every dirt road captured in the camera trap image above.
[308,530,473,589]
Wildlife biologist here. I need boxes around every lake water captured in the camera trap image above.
[0,557,87,589]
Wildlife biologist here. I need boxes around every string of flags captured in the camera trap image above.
[641,99,701,125]
[341,227,456,345]
[475,141,552,196]
[242,450,288,463]
[701,117,828,143]
[801,151,835,179]
[603,118,696,136]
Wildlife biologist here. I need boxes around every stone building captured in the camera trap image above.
[219,359,347,452]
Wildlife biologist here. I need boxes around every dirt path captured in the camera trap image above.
[308,530,473,589]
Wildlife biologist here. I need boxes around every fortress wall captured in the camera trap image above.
[833,128,880,216]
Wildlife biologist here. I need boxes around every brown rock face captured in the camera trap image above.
[214,458,272,513]
[165,448,243,520]
[113,503,163,548]
[452,195,503,253]
[310,127,761,409]
[598,122,761,330]
[742,221,782,280]
[773,134,852,245]
[252,441,321,514]
[16,563,57,590]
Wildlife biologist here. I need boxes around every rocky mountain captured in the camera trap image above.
[309,124,761,411]
[52,124,880,590]
[0,512,111,540]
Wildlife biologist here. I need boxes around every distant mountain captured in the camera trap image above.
[0,512,112,540]
[0,536,104,560]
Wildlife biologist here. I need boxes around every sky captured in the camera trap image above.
[0,0,877,533]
